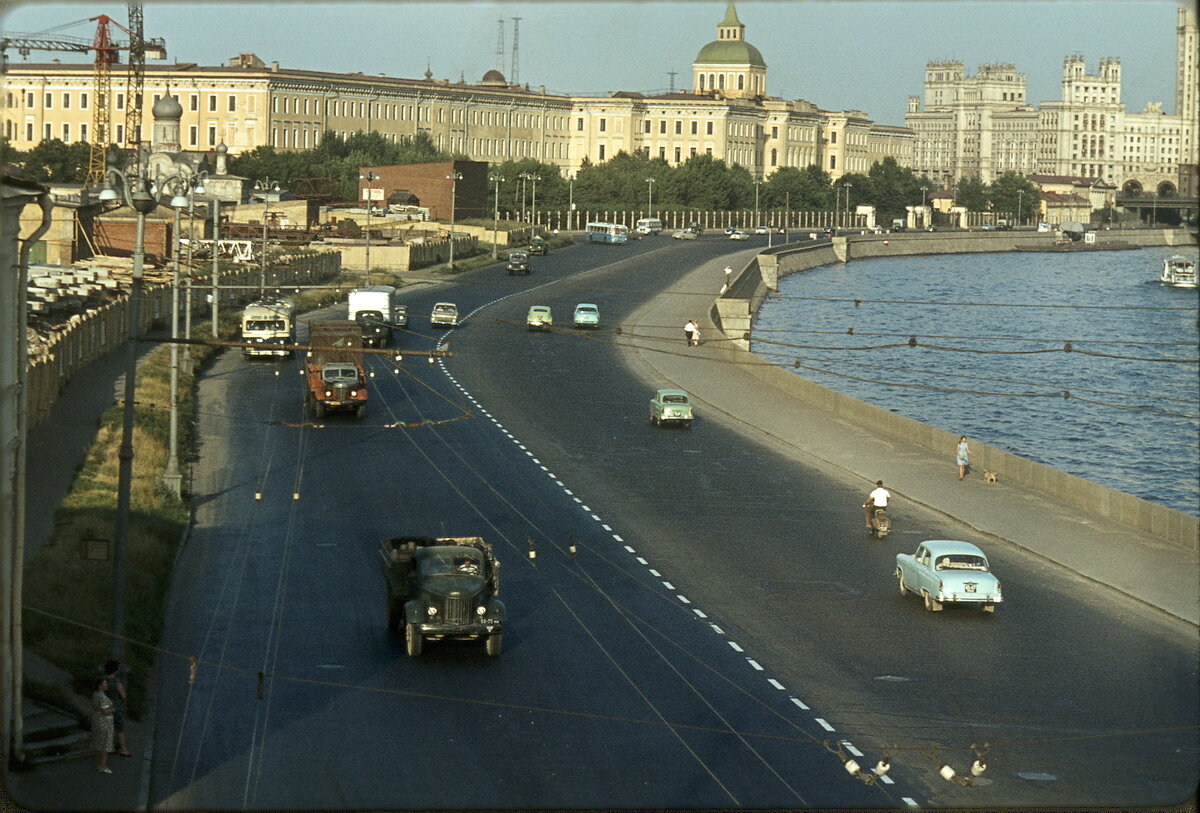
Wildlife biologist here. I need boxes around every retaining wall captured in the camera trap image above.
[711,227,1199,548]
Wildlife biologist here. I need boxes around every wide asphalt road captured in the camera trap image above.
[148,235,1197,809]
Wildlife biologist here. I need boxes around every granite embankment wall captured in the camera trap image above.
[712,228,1199,548]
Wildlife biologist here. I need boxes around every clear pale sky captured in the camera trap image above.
[1,1,1186,127]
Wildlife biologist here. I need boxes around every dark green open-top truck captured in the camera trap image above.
[378,536,505,656]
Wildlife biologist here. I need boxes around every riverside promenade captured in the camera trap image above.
[624,243,1199,628]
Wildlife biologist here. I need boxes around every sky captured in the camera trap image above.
[1,1,1187,127]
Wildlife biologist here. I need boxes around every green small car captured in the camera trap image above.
[526,305,553,331]
[650,388,693,428]
[573,303,600,329]
[529,235,549,255]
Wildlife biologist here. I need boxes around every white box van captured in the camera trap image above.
[635,218,663,235]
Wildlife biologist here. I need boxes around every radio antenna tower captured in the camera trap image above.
[668,70,678,93]
[495,18,506,74]
[510,16,521,85]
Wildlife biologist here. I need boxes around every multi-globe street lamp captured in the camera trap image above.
[446,170,462,269]
[490,174,505,260]
[97,150,188,660]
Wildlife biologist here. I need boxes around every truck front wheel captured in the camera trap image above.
[485,633,503,656]
[405,623,423,656]
[315,401,327,419]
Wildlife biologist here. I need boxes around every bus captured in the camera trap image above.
[635,217,663,235]
[584,222,629,244]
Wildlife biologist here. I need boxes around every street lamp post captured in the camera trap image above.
[1017,189,1023,228]
[646,177,655,214]
[253,177,280,296]
[490,174,505,260]
[446,170,462,269]
[97,151,166,661]
[568,176,575,231]
[517,172,530,222]
[210,198,220,338]
[753,180,761,230]
[843,182,852,230]
[530,174,540,228]
[360,170,377,284]
[158,170,205,499]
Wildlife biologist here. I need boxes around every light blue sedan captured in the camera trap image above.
[896,540,1001,612]
[573,303,600,328]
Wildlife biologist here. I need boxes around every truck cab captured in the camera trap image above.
[353,308,391,347]
[241,300,295,357]
[378,536,505,656]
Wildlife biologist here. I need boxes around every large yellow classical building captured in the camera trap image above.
[3,4,913,182]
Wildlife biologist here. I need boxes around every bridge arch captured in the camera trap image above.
[1155,181,1177,197]
[1121,179,1143,195]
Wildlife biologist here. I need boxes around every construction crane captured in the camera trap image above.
[0,8,165,186]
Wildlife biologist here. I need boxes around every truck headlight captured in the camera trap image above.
[476,605,487,616]
[350,390,358,397]
[324,390,332,397]
[426,606,438,617]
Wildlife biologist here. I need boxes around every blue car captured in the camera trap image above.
[896,540,1002,613]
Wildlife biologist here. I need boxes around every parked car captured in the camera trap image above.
[430,302,458,327]
[526,305,553,330]
[506,250,531,275]
[572,303,600,328]
[672,229,697,240]
[729,230,749,241]
[895,540,1002,613]
[649,388,693,428]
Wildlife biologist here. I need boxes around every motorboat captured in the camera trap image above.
[1159,255,1197,288]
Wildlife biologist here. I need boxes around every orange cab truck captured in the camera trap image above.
[305,321,368,419]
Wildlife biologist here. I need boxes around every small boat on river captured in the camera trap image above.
[1158,255,1197,288]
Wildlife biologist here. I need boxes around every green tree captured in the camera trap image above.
[20,139,90,183]
[762,165,832,211]
[866,156,923,218]
[954,175,988,211]
[987,171,1039,224]
[665,153,738,211]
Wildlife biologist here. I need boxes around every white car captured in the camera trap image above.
[729,230,749,241]
[753,226,770,235]
[430,302,459,327]
[672,229,697,240]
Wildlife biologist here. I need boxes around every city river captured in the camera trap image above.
[751,243,1200,516]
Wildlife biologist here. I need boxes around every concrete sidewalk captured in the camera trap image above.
[623,255,1200,628]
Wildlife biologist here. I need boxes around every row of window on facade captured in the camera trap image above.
[271,95,572,131]
[8,118,231,148]
[19,89,245,114]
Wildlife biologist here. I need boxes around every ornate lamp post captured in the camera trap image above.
[490,174,505,260]
[253,177,281,296]
[646,177,655,213]
[753,179,762,230]
[96,151,166,660]
[446,170,462,269]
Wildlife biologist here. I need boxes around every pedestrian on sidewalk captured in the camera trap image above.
[90,677,115,774]
[103,659,133,757]
[956,436,971,480]
[684,319,697,346]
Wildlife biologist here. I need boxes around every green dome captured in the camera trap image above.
[695,39,765,67]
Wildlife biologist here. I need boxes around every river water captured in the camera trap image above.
[750,244,1200,516]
